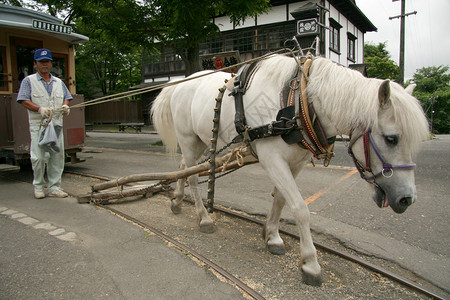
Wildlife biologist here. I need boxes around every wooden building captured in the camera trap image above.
[137,0,376,124]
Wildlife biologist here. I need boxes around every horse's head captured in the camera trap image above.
[349,80,428,214]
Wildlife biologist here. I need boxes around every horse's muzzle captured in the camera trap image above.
[373,184,415,214]
[393,195,415,214]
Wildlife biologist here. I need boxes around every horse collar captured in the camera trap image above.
[295,58,335,166]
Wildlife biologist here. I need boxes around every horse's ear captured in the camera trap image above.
[378,80,391,107]
[405,83,416,95]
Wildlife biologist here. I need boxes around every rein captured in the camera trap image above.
[347,129,416,182]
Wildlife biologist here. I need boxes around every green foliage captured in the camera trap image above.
[70,0,270,75]
[364,42,399,80]
[2,0,24,7]
[409,66,450,134]
[74,27,142,98]
[7,0,269,95]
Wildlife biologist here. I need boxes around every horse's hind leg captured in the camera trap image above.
[177,138,214,233]
[187,173,215,233]
[171,158,186,215]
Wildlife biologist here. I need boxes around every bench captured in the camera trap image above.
[85,123,93,131]
[0,163,20,174]
[118,123,145,133]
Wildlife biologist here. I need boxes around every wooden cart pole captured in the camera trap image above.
[91,147,252,192]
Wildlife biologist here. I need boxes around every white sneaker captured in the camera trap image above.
[48,189,68,198]
[34,189,45,199]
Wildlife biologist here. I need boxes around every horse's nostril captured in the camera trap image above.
[399,197,412,207]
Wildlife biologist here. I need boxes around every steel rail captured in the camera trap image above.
[98,204,266,300]
[67,171,447,300]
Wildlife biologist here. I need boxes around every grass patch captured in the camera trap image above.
[151,140,164,146]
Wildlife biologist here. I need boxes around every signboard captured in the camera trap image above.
[32,20,72,34]
[200,51,240,73]
[297,18,318,36]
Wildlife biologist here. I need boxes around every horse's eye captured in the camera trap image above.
[384,135,399,146]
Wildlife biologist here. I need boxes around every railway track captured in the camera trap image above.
[67,170,446,300]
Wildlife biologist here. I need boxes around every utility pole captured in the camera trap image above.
[389,0,417,85]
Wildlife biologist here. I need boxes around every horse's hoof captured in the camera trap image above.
[267,243,286,255]
[199,221,215,233]
[302,270,322,286]
[170,200,182,215]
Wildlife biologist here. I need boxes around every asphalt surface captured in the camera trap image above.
[0,179,245,299]
[1,129,449,298]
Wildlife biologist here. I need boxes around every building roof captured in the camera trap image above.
[0,3,89,44]
[275,0,377,33]
[328,0,377,33]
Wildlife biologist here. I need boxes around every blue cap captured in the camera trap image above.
[34,48,53,61]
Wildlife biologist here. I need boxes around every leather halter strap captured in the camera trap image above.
[348,129,416,182]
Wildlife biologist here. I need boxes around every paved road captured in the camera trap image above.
[78,131,450,293]
[0,179,245,299]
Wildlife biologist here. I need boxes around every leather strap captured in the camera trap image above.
[230,62,259,134]
[299,58,326,154]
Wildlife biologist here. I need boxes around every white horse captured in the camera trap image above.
[151,54,429,286]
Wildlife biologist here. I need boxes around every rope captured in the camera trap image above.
[116,179,124,198]
[39,110,53,127]
[67,48,300,110]
[222,128,251,171]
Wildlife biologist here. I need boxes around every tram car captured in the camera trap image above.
[0,4,88,167]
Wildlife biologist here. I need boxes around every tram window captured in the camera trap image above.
[51,57,65,80]
[0,46,8,91]
[16,45,35,86]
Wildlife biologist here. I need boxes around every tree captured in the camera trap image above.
[409,66,450,134]
[73,16,144,98]
[364,42,399,80]
[71,0,270,76]
[153,0,270,75]
[4,0,144,97]
[7,0,269,93]
[75,34,142,98]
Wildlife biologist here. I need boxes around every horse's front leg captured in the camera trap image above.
[263,187,287,255]
[258,148,321,286]
[264,163,305,255]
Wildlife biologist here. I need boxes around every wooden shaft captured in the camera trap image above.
[91,147,252,192]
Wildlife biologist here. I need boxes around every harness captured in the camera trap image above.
[229,57,335,167]
[206,56,415,213]
[347,129,416,182]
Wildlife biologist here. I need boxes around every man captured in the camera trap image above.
[17,48,72,199]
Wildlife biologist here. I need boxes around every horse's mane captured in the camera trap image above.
[257,55,429,149]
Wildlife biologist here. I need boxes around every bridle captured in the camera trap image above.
[347,129,416,183]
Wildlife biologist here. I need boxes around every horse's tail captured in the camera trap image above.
[151,85,178,154]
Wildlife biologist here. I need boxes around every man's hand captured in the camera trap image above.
[38,107,51,118]
[61,104,70,116]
